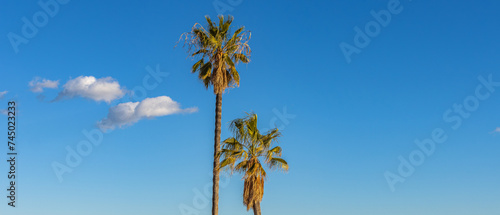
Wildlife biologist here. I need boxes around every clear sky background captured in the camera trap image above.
[1,0,500,214]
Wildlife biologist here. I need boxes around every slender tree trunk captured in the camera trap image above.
[212,93,222,215]
[252,202,261,215]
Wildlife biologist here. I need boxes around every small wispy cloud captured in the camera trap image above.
[0,109,7,115]
[53,76,126,103]
[0,91,7,99]
[29,77,59,92]
[97,96,197,131]
[491,127,500,135]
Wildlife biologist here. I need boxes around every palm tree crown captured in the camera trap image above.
[220,113,289,214]
[180,15,251,94]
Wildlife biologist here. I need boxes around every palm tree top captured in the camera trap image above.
[222,112,288,179]
[221,113,289,172]
[220,113,288,211]
[179,15,251,94]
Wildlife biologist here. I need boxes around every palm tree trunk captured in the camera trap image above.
[253,202,261,215]
[212,93,222,215]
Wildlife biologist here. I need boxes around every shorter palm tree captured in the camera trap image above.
[219,113,289,215]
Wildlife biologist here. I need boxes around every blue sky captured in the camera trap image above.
[1,0,500,214]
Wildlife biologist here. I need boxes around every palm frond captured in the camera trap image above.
[192,59,204,73]
[268,157,289,171]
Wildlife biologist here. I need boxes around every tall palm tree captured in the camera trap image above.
[219,113,289,215]
[180,15,251,215]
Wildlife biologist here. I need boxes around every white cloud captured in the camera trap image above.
[97,96,197,131]
[29,77,59,92]
[0,91,7,99]
[0,109,7,115]
[492,127,500,134]
[54,76,126,103]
